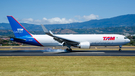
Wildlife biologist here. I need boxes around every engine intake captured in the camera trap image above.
[79,42,90,49]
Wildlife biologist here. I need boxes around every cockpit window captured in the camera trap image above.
[124,37,128,39]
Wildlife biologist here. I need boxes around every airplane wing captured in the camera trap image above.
[41,25,79,47]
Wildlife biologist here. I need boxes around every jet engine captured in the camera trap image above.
[78,42,90,49]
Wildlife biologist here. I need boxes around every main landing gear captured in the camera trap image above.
[66,48,72,52]
[119,45,122,52]
[66,46,72,52]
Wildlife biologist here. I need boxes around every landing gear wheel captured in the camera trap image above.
[119,48,121,52]
[119,45,122,52]
[66,48,72,52]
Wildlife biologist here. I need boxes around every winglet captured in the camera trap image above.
[41,24,49,33]
[41,25,54,36]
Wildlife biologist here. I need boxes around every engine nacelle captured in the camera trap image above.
[79,42,90,49]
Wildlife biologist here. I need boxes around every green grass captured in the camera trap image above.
[0,56,135,76]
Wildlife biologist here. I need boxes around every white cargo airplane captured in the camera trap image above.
[7,16,130,51]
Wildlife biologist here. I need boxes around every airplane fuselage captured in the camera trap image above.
[32,34,130,47]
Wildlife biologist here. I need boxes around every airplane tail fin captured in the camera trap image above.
[7,16,32,37]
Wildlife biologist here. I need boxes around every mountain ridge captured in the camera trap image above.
[0,14,135,31]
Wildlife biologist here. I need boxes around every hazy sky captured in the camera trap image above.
[1,0,135,24]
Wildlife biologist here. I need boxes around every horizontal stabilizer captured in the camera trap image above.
[10,37,26,41]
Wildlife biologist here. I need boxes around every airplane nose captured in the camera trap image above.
[127,39,130,43]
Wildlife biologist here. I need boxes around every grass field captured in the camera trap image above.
[0,56,135,76]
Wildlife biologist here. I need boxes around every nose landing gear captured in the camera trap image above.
[119,45,122,52]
